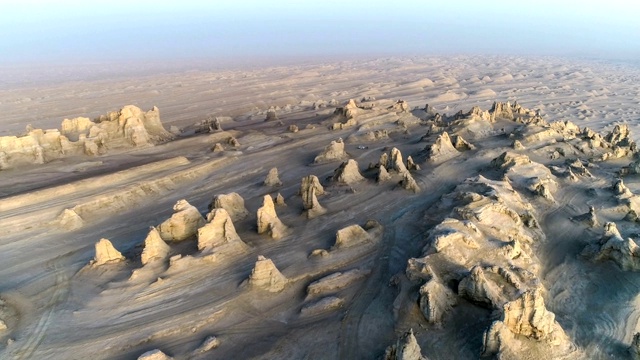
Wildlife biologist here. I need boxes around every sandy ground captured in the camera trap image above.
[0,55,639,359]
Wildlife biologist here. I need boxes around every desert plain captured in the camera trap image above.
[1,55,640,359]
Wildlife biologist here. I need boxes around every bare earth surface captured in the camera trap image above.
[1,56,640,359]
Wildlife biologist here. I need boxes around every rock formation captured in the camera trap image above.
[332,159,364,184]
[211,143,224,152]
[458,266,504,307]
[263,167,283,187]
[141,227,171,265]
[490,101,515,121]
[572,206,598,227]
[275,193,286,206]
[137,349,173,360]
[425,132,459,162]
[378,165,391,183]
[401,172,420,193]
[300,296,344,316]
[288,124,299,133]
[157,199,206,241]
[384,329,427,360]
[300,175,325,210]
[631,333,640,360]
[265,109,278,121]
[227,136,240,148]
[91,238,125,266]
[306,269,370,297]
[333,224,371,248]
[304,187,326,219]
[418,276,456,325]
[390,147,408,174]
[248,255,288,292]
[490,152,531,169]
[197,209,244,251]
[314,138,348,163]
[256,195,287,239]
[209,192,250,222]
[512,140,525,150]
[193,336,220,354]
[406,156,420,171]
[56,208,84,230]
[389,99,410,113]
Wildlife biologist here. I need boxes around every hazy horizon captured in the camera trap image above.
[2,0,639,67]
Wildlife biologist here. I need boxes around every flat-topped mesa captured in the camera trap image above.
[141,226,171,265]
[383,329,427,360]
[248,255,288,292]
[91,238,125,266]
[157,199,206,241]
[256,195,288,239]
[263,167,283,187]
[137,349,173,360]
[197,208,244,251]
[209,192,250,222]
[92,105,174,145]
[314,138,348,163]
[332,159,365,184]
[300,175,325,210]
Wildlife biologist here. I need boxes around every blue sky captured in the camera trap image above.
[1,0,639,64]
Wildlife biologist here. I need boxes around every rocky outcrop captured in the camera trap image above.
[585,222,640,271]
[401,172,420,193]
[613,178,633,197]
[572,206,598,227]
[631,333,640,360]
[264,167,283,187]
[418,275,456,325]
[141,227,171,265]
[275,193,286,206]
[304,187,326,219]
[300,296,344,316]
[137,349,173,360]
[265,108,278,121]
[389,100,410,113]
[193,336,220,354]
[458,266,504,307]
[248,255,288,292]
[378,165,391,183]
[300,175,325,210]
[197,209,244,251]
[306,268,370,297]
[288,124,299,133]
[332,159,364,184]
[334,224,371,248]
[490,152,531,170]
[490,101,515,121]
[157,199,206,241]
[91,238,125,266]
[209,192,249,222]
[390,147,408,174]
[512,140,525,150]
[406,156,420,171]
[384,329,427,360]
[257,195,287,239]
[425,132,459,162]
[211,143,224,152]
[314,138,348,163]
[56,208,84,230]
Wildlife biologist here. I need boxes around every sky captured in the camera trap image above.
[1,0,639,65]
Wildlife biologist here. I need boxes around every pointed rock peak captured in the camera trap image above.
[257,195,287,239]
[141,226,171,265]
[401,172,420,193]
[93,238,125,266]
[198,208,242,251]
[378,165,391,183]
[275,193,286,206]
[391,147,408,174]
[305,186,327,219]
[407,156,420,171]
[264,167,283,187]
[301,175,325,210]
[333,159,365,184]
[248,255,288,292]
[334,224,371,248]
[314,138,347,163]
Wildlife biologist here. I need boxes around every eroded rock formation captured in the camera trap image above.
[91,238,125,266]
[158,199,206,241]
[248,255,288,292]
[209,192,249,222]
[257,195,287,239]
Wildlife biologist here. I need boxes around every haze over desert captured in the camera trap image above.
[1,1,640,359]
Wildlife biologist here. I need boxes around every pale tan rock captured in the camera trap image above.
[265,109,278,121]
[141,227,171,265]
[613,178,633,197]
[418,276,456,325]
[595,236,640,271]
[452,135,475,151]
[390,147,408,174]
[314,138,347,163]
[56,208,84,230]
[257,195,287,239]
[384,329,427,360]
[572,205,598,227]
[426,132,459,161]
[377,165,391,183]
[264,167,283,187]
[198,209,242,251]
[137,349,172,360]
[300,296,344,316]
[500,288,558,339]
[491,151,531,169]
[334,224,371,248]
[512,140,525,150]
[458,266,504,307]
[210,192,249,222]
[92,238,125,266]
[275,193,286,206]
[60,117,93,138]
[300,175,325,210]
[406,156,420,171]
[490,101,515,121]
[212,143,224,152]
[227,136,240,147]
[248,255,288,292]
[288,124,299,133]
[332,159,364,184]
[157,199,206,241]
[389,99,410,113]
[306,269,370,297]
[401,172,420,193]
[194,336,220,354]
[304,187,326,219]
[0,151,8,169]
[631,333,640,360]
[379,152,389,169]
